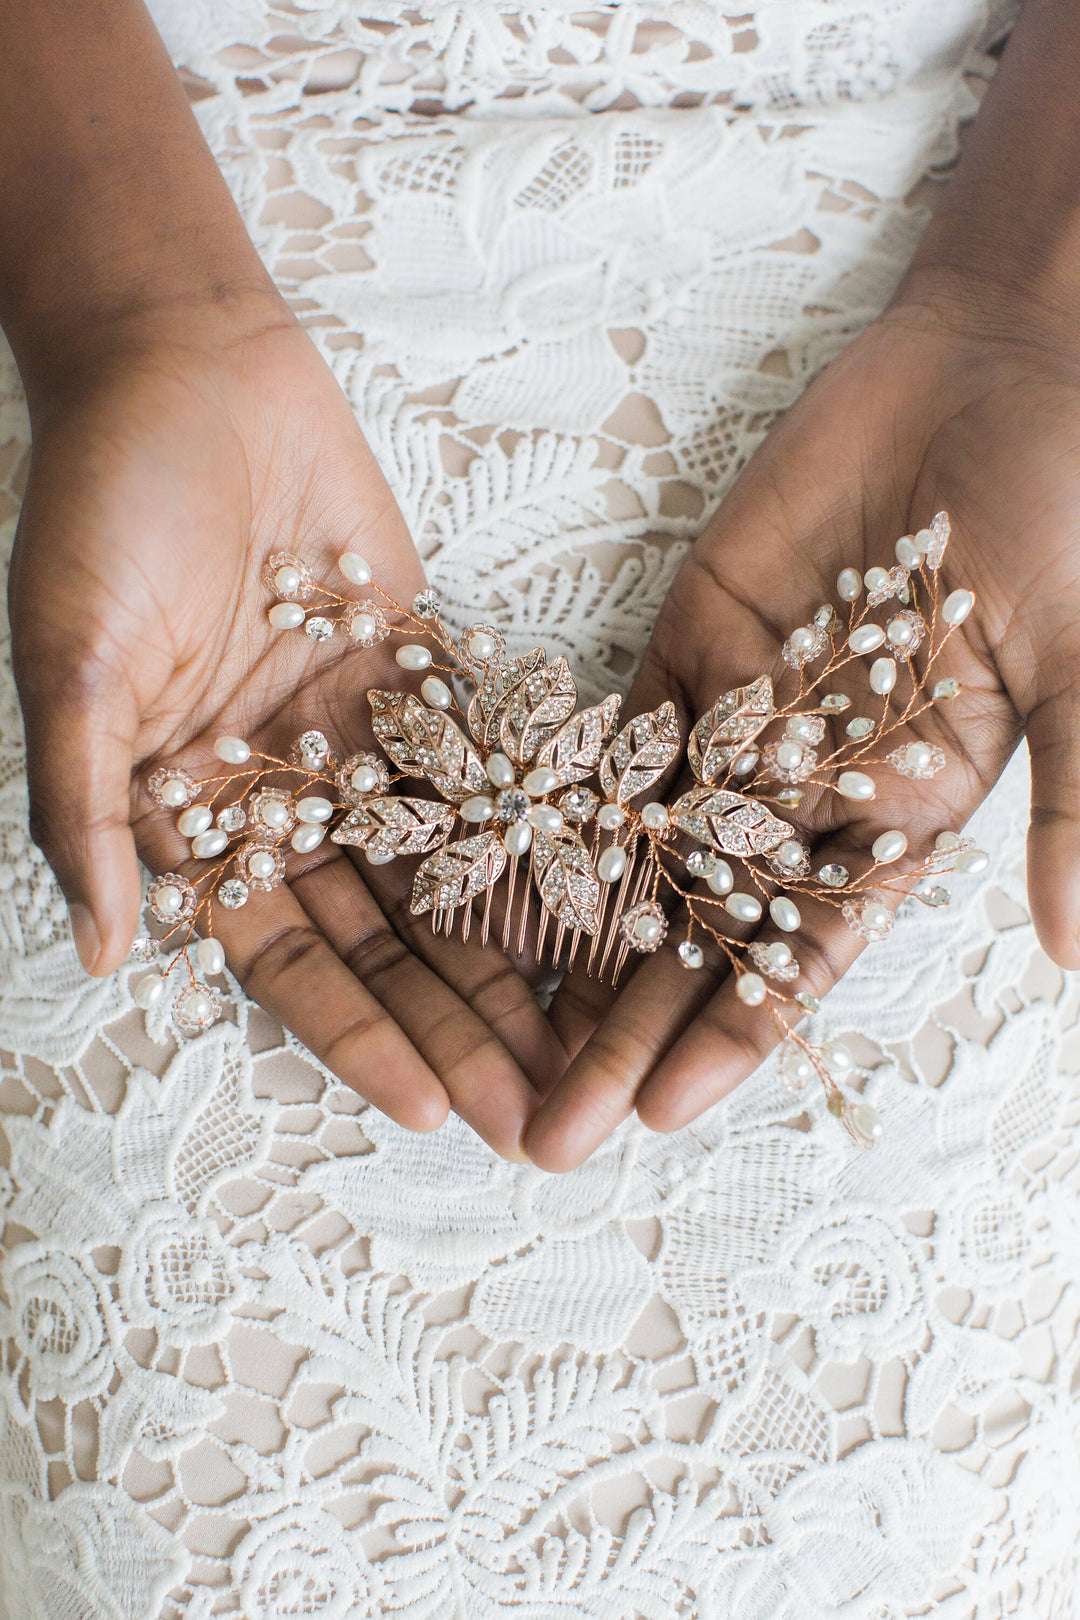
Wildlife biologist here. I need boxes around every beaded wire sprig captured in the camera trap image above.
[135,513,986,1149]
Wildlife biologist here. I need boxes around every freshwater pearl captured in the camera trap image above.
[786,716,818,741]
[248,850,278,881]
[775,741,803,772]
[155,884,183,915]
[177,806,213,838]
[396,644,432,670]
[180,988,214,1025]
[942,588,974,626]
[782,1046,813,1088]
[274,564,302,597]
[269,602,305,630]
[421,677,452,710]
[597,845,627,883]
[770,896,801,932]
[257,799,291,829]
[338,552,371,585]
[789,626,816,653]
[503,821,533,857]
[731,750,759,776]
[838,770,875,801]
[191,829,228,859]
[485,753,515,788]
[869,657,897,695]
[776,839,806,869]
[523,767,558,797]
[214,736,251,765]
[467,630,498,661]
[349,612,378,643]
[837,567,862,601]
[134,973,165,1010]
[766,941,792,969]
[634,914,663,945]
[863,566,890,593]
[365,849,395,865]
[887,618,915,648]
[461,795,495,822]
[912,528,935,556]
[296,796,333,824]
[291,824,326,854]
[824,1040,852,1072]
[935,830,961,851]
[350,764,380,794]
[957,847,989,874]
[848,624,885,654]
[641,802,669,830]
[895,536,920,567]
[160,778,192,807]
[850,1100,884,1145]
[706,862,734,896]
[860,900,892,931]
[725,892,762,924]
[527,804,564,833]
[904,741,932,772]
[872,829,907,863]
[598,804,625,831]
[197,937,226,976]
[737,972,766,1006]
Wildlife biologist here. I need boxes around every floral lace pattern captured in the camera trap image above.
[7,3,1080,1618]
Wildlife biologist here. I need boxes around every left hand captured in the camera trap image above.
[526,277,1080,1170]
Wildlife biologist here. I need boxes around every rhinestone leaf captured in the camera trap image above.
[332,797,455,859]
[669,786,793,858]
[369,691,488,805]
[531,825,601,934]
[466,650,579,766]
[599,702,681,804]
[536,694,622,787]
[411,833,507,915]
[687,676,774,783]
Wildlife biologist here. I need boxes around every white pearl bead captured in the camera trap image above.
[598,804,625,830]
[421,677,452,710]
[786,716,817,741]
[396,644,432,671]
[177,806,213,838]
[895,536,920,567]
[766,941,792,968]
[838,770,876,801]
[725,892,763,924]
[850,1099,883,1144]
[935,830,961,851]
[155,884,183,914]
[258,800,291,829]
[597,845,627,883]
[467,630,497,661]
[790,626,816,652]
[848,624,885,654]
[942,588,974,626]
[365,849,395,865]
[350,765,380,794]
[904,742,932,772]
[837,567,862,601]
[861,900,892,931]
[291,824,326,854]
[134,973,165,1010]
[731,751,758,776]
[197,937,226,976]
[775,741,803,772]
[214,736,251,765]
[338,552,371,585]
[869,657,897,695]
[503,821,533,857]
[191,829,228,859]
[349,613,378,643]
[181,988,214,1024]
[634,915,662,944]
[640,802,668,830]
[706,861,734,896]
[912,528,934,556]
[872,829,907,863]
[269,602,305,630]
[296,796,333,824]
[824,1040,852,1071]
[527,804,564,833]
[777,839,805,869]
[770,896,801,932]
[274,564,302,597]
[523,767,559,798]
[461,795,495,822]
[957,847,989,874]
[160,778,191,807]
[782,1046,813,1086]
[248,850,278,881]
[887,618,914,648]
[737,972,767,1006]
[864,566,889,592]
[486,753,515,788]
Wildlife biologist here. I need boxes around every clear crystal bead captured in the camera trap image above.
[128,935,158,963]
[216,805,247,834]
[932,678,961,700]
[304,616,334,642]
[817,863,849,887]
[795,991,820,1012]
[776,787,804,806]
[219,879,249,909]
[495,787,530,824]
[685,848,718,878]
[923,885,951,907]
[820,693,851,713]
[291,729,330,769]
[413,588,442,619]
[678,940,704,970]
[845,717,875,739]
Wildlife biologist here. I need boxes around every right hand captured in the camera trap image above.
[8,296,567,1158]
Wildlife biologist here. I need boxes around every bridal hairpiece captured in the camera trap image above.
[135,512,984,1149]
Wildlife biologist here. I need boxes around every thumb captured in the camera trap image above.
[19,650,143,975]
[1025,685,1080,970]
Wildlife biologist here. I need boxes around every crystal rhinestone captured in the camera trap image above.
[820,693,851,713]
[128,936,158,963]
[923,885,951,907]
[814,604,841,632]
[495,787,530,824]
[685,848,718,878]
[845,717,875,740]
[795,991,820,1012]
[216,804,247,834]
[817,863,849,887]
[304,616,334,642]
[678,940,704,970]
[291,730,330,770]
[412,588,442,620]
[561,786,599,823]
[933,678,961,700]
[219,879,249,909]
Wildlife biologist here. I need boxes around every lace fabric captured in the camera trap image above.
[5,3,1080,1617]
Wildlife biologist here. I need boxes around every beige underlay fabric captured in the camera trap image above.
[4,4,1080,1617]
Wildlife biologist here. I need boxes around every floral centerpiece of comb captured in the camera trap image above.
[137,512,984,1149]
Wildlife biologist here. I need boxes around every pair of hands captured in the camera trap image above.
[11,273,1080,1169]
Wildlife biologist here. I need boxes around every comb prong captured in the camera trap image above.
[481,883,494,948]
[502,858,518,953]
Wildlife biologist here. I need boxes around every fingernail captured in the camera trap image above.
[69,903,101,972]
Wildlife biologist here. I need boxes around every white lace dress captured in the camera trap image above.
[3,5,1079,1617]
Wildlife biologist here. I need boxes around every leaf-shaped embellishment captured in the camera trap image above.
[411,833,507,916]
[368,691,488,806]
[688,676,774,783]
[331,797,455,858]
[531,825,601,935]
[536,694,622,788]
[670,785,794,857]
[598,701,681,804]
[466,650,578,765]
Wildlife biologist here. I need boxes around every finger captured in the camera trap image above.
[18,651,143,975]
[1025,687,1080,969]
